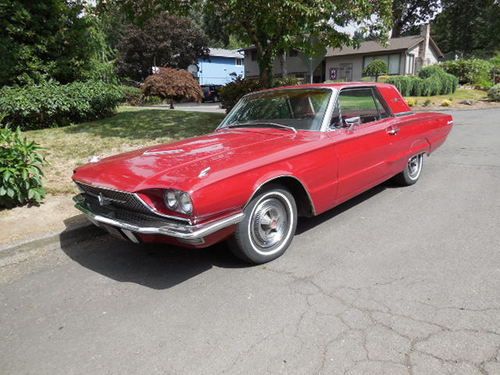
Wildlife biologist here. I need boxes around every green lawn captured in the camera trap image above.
[27,107,225,195]
[405,88,488,107]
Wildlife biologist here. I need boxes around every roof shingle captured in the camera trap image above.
[326,35,424,57]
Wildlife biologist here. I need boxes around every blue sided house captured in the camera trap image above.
[197,48,245,86]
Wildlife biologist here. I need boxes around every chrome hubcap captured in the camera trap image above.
[408,154,422,179]
[250,197,288,250]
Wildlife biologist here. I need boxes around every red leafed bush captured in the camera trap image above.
[142,67,202,108]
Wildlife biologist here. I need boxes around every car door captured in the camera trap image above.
[329,87,398,204]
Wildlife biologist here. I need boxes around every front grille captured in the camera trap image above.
[81,195,179,227]
[76,182,154,215]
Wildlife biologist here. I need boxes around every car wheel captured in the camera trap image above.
[395,153,424,186]
[228,186,297,264]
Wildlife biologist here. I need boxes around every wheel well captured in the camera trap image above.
[256,177,315,217]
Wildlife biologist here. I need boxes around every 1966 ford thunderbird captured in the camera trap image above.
[73,82,453,264]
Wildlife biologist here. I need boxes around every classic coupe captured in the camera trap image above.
[73,83,453,264]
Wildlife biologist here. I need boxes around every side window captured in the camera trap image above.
[331,88,385,128]
[373,91,389,119]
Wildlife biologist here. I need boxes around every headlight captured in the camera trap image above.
[179,192,193,214]
[165,190,178,209]
[164,190,193,214]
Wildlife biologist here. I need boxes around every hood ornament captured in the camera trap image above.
[88,155,101,163]
[198,167,211,178]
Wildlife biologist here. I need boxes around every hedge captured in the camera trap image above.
[440,59,493,86]
[0,81,124,130]
[488,84,500,101]
[386,66,458,97]
[121,85,162,106]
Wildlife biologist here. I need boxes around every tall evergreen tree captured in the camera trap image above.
[432,0,500,58]
[391,0,441,37]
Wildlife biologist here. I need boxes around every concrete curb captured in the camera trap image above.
[0,221,105,260]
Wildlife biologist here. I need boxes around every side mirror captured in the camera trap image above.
[344,116,361,130]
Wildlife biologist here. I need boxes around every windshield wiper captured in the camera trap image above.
[225,121,297,133]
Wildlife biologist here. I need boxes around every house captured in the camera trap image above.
[325,25,443,81]
[197,48,245,86]
[240,47,325,82]
[242,24,443,83]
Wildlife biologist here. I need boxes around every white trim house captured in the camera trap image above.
[242,24,443,83]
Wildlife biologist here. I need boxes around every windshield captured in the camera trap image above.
[220,88,332,131]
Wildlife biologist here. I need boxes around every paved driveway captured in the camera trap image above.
[144,102,226,114]
[1,109,499,375]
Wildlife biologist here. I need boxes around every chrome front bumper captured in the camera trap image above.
[74,195,244,242]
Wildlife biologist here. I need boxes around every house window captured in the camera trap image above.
[236,58,243,65]
[251,50,257,61]
[408,54,415,74]
[363,54,401,75]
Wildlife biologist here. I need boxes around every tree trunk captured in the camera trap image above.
[391,22,403,38]
[258,56,273,88]
[169,98,174,109]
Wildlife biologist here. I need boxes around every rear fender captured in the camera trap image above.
[409,138,431,157]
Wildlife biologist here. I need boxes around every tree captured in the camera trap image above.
[0,0,113,86]
[363,60,388,81]
[203,0,393,87]
[390,0,441,38]
[116,14,208,82]
[142,67,203,109]
[97,0,195,27]
[432,0,500,58]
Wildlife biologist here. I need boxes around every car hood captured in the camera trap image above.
[73,128,320,192]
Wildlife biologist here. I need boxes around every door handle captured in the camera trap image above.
[386,126,400,135]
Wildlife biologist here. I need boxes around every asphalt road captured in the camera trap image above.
[1,109,499,375]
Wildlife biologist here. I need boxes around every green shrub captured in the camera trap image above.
[386,76,414,96]
[363,60,388,81]
[419,65,446,79]
[122,86,143,106]
[144,95,163,105]
[419,65,458,95]
[441,99,452,107]
[387,67,458,97]
[121,85,162,106]
[488,84,500,101]
[219,78,264,112]
[0,81,124,130]
[273,76,302,87]
[0,127,46,208]
[441,59,493,86]
[409,76,423,96]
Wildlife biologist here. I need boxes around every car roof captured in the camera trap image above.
[260,82,395,92]
[246,81,411,115]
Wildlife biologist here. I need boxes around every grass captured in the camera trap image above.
[405,88,488,107]
[27,107,225,195]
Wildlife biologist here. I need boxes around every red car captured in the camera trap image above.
[73,83,453,264]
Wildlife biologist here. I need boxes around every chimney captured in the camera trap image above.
[419,23,430,66]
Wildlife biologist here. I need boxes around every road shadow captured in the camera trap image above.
[59,227,245,290]
[59,179,398,290]
[296,179,398,235]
